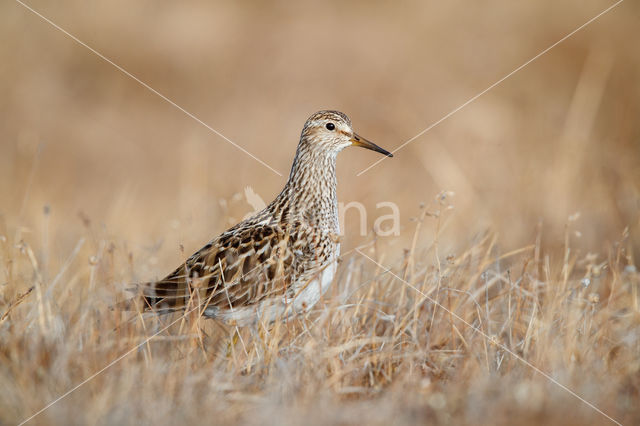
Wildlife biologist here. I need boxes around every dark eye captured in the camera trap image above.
[325,122,335,131]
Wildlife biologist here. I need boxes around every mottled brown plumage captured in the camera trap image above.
[132,110,392,325]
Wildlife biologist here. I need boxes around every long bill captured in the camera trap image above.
[350,133,393,157]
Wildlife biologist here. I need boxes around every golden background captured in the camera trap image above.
[2,1,638,264]
[1,1,639,424]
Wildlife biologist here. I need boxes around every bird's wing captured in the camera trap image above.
[135,221,324,314]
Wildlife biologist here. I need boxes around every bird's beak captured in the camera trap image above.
[350,133,393,157]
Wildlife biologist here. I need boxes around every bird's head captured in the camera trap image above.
[299,110,392,158]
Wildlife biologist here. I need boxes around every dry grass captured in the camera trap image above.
[1,1,640,425]
[1,198,638,425]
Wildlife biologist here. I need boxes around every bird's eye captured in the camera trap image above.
[325,122,335,131]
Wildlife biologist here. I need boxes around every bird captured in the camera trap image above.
[129,110,392,326]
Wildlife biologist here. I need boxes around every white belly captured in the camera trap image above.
[217,244,340,326]
[290,254,338,313]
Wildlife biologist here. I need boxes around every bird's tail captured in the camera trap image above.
[113,277,197,315]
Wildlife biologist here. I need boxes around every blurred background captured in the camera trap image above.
[1,0,638,277]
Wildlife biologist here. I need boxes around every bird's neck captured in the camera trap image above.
[271,146,339,233]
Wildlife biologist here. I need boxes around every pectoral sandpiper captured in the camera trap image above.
[132,110,392,325]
